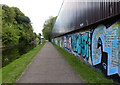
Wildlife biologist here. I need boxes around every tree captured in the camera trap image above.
[38,33,41,44]
[2,5,36,47]
[16,16,31,23]
[2,5,16,23]
[42,16,57,41]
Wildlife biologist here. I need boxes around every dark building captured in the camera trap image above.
[52,0,120,83]
[52,0,120,37]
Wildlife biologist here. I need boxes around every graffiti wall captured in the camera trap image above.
[52,21,120,82]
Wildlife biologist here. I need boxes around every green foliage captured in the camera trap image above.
[2,5,36,47]
[0,5,2,47]
[42,16,57,41]
[34,32,37,39]
[2,24,20,45]
[2,5,16,23]
[37,33,42,44]
[1,42,46,83]
[38,33,41,40]
[16,16,30,23]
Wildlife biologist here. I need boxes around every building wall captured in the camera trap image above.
[52,0,120,37]
[52,20,120,82]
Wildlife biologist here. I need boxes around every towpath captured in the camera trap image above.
[17,41,84,83]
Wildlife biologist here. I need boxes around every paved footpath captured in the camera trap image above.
[17,42,84,83]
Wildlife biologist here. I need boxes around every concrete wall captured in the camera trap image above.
[52,20,120,82]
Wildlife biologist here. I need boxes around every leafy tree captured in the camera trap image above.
[38,33,41,44]
[42,16,57,41]
[16,16,31,23]
[33,32,37,39]
[38,33,41,40]
[0,5,2,44]
[2,5,36,47]
[2,25,20,45]
[2,5,16,23]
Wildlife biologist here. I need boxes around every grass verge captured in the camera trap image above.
[51,42,115,83]
[1,41,46,84]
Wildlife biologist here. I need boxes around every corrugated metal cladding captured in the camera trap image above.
[52,0,120,37]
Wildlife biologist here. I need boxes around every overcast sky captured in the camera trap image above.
[0,0,63,34]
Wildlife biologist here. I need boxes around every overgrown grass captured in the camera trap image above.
[1,41,46,84]
[52,42,115,83]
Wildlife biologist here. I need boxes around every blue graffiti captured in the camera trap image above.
[102,63,107,69]
[70,32,91,60]
[71,34,77,53]
[52,21,120,81]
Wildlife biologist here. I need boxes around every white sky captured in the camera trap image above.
[0,0,63,34]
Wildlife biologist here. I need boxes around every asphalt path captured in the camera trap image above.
[17,42,84,83]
